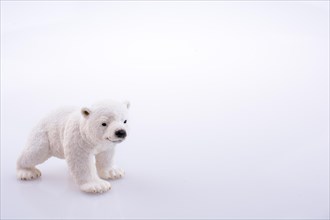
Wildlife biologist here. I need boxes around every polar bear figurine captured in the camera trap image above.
[16,100,130,193]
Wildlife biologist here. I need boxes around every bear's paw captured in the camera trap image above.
[80,180,111,193]
[99,168,125,180]
[17,168,41,180]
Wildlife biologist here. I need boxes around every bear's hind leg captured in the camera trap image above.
[17,131,51,180]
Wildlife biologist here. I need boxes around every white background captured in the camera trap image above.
[1,1,329,219]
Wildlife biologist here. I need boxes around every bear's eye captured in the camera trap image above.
[101,123,107,126]
[124,120,127,124]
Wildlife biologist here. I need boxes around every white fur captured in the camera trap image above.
[17,100,130,193]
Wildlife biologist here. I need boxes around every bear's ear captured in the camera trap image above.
[81,107,91,118]
[123,101,130,109]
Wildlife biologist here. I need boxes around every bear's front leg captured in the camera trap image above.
[66,146,111,193]
[96,148,125,180]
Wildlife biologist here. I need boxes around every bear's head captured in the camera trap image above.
[80,100,130,144]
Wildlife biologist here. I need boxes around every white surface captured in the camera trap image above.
[1,1,329,219]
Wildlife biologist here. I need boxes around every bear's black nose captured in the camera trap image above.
[115,129,127,138]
